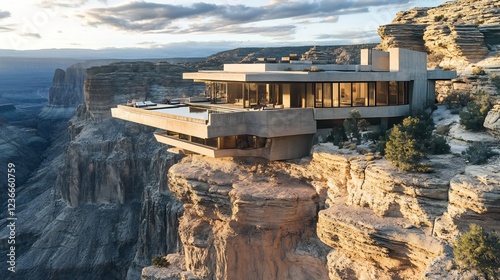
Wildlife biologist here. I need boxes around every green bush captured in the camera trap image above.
[453,224,500,279]
[442,91,472,112]
[385,117,428,171]
[462,142,498,164]
[459,92,492,131]
[428,135,451,155]
[343,109,369,144]
[152,255,170,268]
[490,74,500,94]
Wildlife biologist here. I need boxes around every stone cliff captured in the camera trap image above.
[378,0,500,63]
[0,61,204,280]
[84,62,204,119]
[144,143,499,280]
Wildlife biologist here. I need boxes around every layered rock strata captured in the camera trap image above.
[165,156,330,280]
[144,142,500,280]
[379,0,500,62]
[484,104,500,137]
[84,62,204,119]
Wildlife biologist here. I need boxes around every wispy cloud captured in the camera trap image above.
[316,30,380,43]
[21,33,42,39]
[0,10,11,20]
[80,0,412,36]
[40,0,90,8]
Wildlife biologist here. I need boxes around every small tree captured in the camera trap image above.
[343,109,369,144]
[385,117,427,171]
[460,91,492,131]
[453,224,500,279]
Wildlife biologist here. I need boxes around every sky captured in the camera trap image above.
[0,0,450,57]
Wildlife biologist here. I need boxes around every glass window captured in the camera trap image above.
[315,83,323,107]
[333,83,339,107]
[340,83,351,107]
[376,82,388,106]
[306,83,314,108]
[324,83,332,107]
[398,81,407,105]
[368,82,376,106]
[389,81,398,105]
[353,83,368,106]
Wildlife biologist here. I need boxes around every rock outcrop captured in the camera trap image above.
[0,61,202,280]
[378,0,500,62]
[49,65,86,106]
[142,143,499,280]
[484,104,500,137]
[84,62,204,119]
[163,156,330,280]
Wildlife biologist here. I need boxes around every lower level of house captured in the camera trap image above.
[111,102,408,160]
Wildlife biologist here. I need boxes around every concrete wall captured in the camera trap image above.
[207,108,317,138]
[389,48,427,73]
[268,134,314,161]
[371,50,390,71]
[313,105,410,120]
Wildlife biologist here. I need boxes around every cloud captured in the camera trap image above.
[316,30,380,44]
[0,26,14,32]
[21,33,42,39]
[0,10,11,20]
[81,0,413,36]
[40,0,90,8]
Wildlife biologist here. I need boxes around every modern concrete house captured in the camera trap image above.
[111,48,456,160]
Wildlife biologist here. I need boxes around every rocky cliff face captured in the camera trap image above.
[49,65,86,106]
[378,0,500,63]
[0,61,205,280]
[144,143,499,280]
[84,62,204,119]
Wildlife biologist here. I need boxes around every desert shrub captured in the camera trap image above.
[459,91,492,131]
[385,117,428,171]
[365,125,387,143]
[461,142,498,164]
[472,66,486,75]
[428,135,451,155]
[453,224,500,279]
[434,15,445,22]
[442,91,472,112]
[490,74,500,94]
[327,126,345,148]
[343,109,369,144]
[152,255,170,268]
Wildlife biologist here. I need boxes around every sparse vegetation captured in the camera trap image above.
[453,224,500,279]
[152,255,170,268]
[442,91,472,113]
[490,74,500,94]
[385,117,430,172]
[459,91,492,131]
[343,109,369,144]
[434,15,446,22]
[472,66,486,76]
[384,110,450,171]
[461,142,498,165]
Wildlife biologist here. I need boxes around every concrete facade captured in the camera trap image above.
[111,48,456,160]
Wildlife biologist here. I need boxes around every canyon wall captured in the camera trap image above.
[378,0,500,64]
[0,61,204,280]
[145,143,499,280]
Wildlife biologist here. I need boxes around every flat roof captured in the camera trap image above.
[183,71,412,83]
